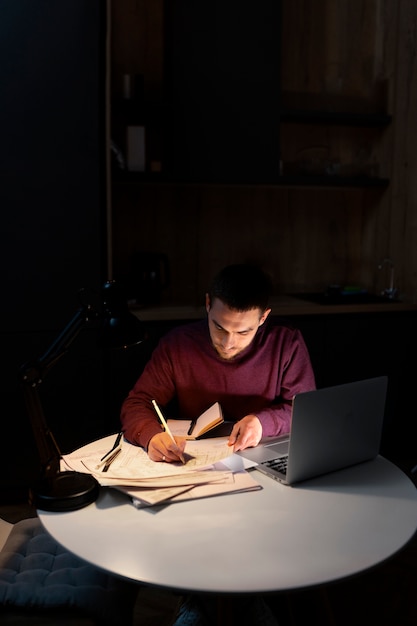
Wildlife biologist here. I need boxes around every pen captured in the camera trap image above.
[100,432,123,462]
[151,399,186,464]
[187,420,196,436]
[102,447,121,473]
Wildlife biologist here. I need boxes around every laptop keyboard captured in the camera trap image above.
[263,456,288,474]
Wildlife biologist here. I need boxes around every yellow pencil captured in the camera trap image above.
[151,399,186,464]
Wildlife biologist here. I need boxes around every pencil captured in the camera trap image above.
[99,431,123,462]
[151,399,186,464]
[102,447,121,473]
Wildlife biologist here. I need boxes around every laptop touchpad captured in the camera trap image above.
[237,439,289,463]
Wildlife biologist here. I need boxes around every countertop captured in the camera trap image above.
[131,294,417,322]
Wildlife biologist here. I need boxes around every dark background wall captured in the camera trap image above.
[0,1,109,501]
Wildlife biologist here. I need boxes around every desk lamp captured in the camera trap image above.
[20,280,146,512]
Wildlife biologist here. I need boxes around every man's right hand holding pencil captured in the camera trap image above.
[148,431,186,464]
[150,400,187,463]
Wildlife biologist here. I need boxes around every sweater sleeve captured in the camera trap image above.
[120,337,177,449]
[255,328,316,437]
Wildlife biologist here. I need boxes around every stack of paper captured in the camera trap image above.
[61,436,262,507]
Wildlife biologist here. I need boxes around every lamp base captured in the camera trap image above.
[30,471,100,512]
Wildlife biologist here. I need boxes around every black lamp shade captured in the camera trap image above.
[101,280,147,350]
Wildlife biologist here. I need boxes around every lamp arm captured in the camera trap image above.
[23,304,97,384]
[17,281,142,512]
[20,303,98,478]
[21,383,62,477]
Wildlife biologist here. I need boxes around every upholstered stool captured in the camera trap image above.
[0,517,138,625]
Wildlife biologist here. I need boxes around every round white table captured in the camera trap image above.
[38,440,417,595]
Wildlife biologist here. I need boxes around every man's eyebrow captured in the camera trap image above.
[211,317,254,333]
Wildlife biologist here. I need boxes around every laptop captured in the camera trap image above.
[237,376,388,485]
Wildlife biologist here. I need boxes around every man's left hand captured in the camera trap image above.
[228,415,262,451]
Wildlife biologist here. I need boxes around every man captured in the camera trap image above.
[121,263,316,462]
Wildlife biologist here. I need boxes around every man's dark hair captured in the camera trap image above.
[208,264,272,312]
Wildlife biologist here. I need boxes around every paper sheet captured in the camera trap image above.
[116,471,261,508]
[62,436,234,484]
[61,436,262,506]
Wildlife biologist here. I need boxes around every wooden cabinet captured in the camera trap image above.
[111,1,391,188]
[163,0,281,184]
[111,0,281,184]
[279,0,392,189]
[110,1,397,309]
[278,109,391,188]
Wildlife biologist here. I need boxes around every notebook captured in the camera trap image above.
[237,376,388,485]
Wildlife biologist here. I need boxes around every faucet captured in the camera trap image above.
[378,258,397,299]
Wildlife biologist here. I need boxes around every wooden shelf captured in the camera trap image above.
[275,174,389,188]
[112,171,389,189]
[280,109,392,127]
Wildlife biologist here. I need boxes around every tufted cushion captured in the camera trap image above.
[0,518,138,625]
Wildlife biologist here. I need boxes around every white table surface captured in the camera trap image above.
[38,438,417,594]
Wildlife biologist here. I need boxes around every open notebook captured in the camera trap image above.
[237,376,388,485]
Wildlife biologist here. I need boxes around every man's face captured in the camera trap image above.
[205,295,271,361]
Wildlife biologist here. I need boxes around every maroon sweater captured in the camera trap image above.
[120,318,316,449]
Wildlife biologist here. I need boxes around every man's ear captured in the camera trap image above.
[205,293,211,313]
[259,308,272,326]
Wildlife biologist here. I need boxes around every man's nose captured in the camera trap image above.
[221,334,234,349]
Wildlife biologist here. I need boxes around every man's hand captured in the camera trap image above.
[148,432,186,463]
[227,415,262,451]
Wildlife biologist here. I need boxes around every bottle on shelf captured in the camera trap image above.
[123,73,146,173]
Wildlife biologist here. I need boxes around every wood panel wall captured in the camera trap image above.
[110,0,417,305]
